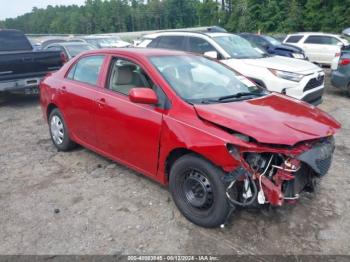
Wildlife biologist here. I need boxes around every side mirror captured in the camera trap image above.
[129,88,158,104]
[204,51,218,59]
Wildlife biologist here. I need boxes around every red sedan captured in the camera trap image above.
[40,48,340,227]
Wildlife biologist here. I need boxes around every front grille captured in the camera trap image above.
[303,75,325,92]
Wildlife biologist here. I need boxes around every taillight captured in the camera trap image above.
[60,52,68,64]
[339,58,350,66]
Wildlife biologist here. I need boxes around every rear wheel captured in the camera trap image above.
[169,154,230,228]
[49,108,75,151]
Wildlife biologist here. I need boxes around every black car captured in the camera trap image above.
[239,33,307,60]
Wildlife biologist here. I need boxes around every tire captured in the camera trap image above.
[169,154,230,228]
[49,108,75,151]
[347,82,350,97]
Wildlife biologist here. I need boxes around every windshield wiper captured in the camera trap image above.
[200,92,264,104]
[218,92,263,101]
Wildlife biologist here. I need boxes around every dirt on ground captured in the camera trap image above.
[0,70,349,255]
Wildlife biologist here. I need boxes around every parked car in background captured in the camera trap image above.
[139,31,325,105]
[40,38,67,49]
[71,35,131,48]
[40,48,340,228]
[283,32,349,66]
[331,45,350,96]
[239,33,306,60]
[28,39,42,51]
[44,42,96,61]
[0,29,63,95]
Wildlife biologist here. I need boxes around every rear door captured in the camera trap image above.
[60,55,105,147]
[301,35,323,63]
[94,56,164,176]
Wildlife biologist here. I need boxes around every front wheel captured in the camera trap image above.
[49,108,75,151]
[169,154,230,228]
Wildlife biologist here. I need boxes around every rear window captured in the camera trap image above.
[0,30,33,52]
[285,35,303,43]
[67,55,104,86]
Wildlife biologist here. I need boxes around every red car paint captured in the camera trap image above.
[40,48,341,205]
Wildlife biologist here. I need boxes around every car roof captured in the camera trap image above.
[81,47,194,57]
[143,31,234,39]
[49,42,92,46]
[81,35,117,39]
[287,32,341,37]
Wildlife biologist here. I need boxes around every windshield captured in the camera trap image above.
[66,44,95,57]
[213,34,266,59]
[262,35,281,46]
[150,55,266,104]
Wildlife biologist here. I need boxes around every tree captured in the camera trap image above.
[0,0,348,34]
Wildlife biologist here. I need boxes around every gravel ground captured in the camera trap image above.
[0,70,349,255]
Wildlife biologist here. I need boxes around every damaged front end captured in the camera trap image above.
[224,136,335,208]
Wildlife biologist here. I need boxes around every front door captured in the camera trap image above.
[95,57,164,176]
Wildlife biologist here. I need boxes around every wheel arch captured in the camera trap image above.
[47,103,58,121]
[164,147,230,183]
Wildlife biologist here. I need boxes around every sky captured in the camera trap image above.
[0,0,86,20]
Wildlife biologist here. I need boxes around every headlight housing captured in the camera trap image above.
[291,53,305,59]
[268,68,304,82]
[226,144,241,160]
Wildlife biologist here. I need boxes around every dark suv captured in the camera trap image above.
[239,33,307,60]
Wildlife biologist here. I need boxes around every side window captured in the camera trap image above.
[157,36,185,50]
[188,37,216,54]
[148,38,159,48]
[324,36,340,45]
[304,35,323,44]
[285,35,303,43]
[67,64,76,79]
[304,35,340,45]
[67,55,104,85]
[252,36,269,48]
[107,58,154,95]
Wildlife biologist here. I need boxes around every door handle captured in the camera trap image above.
[97,98,106,108]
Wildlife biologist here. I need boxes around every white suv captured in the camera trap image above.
[283,32,349,65]
[139,31,325,105]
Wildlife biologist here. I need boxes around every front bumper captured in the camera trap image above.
[264,70,325,105]
[297,137,335,176]
[301,88,324,105]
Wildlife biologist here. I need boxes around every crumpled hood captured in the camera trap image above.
[194,94,340,146]
[232,56,320,73]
